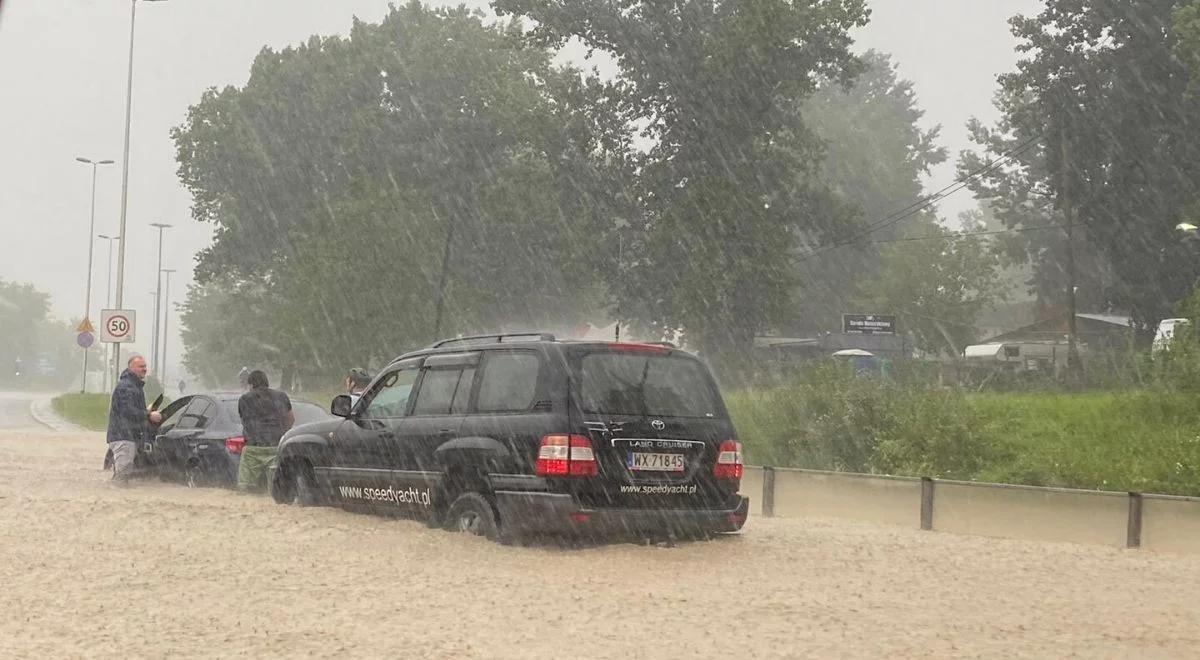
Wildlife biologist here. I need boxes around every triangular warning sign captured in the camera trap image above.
[76,318,95,334]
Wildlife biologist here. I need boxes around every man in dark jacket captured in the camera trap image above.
[236,370,294,491]
[107,355,161,484]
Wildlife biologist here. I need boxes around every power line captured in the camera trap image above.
[867,222,1085,245]
[868,133,1042,234]
[794,30,1120,264]
[796,132,1043,262]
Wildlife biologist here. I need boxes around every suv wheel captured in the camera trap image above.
[290,463,321,507]
[444,492,502,541]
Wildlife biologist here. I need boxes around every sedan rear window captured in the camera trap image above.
[221,398,329,426]
[292,402,329,425]
[573,351,722,418]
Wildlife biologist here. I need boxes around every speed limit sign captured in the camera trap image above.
[100,309,137,343]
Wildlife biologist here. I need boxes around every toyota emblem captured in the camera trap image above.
[650,419,665,431]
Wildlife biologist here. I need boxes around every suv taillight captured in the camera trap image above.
[226,436,246,455]
[536,434,598,477]
[714,440,743,481]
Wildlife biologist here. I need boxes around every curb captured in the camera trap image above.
[29,396,87,433]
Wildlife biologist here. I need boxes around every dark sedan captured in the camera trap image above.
[104,392,332,488]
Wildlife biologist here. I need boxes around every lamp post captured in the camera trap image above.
[148,290,158,374]
[97,234,121,309]
[113,0,170,386]
[160,268,176,387]
[76,157,114,393]
[148,222,171,372]
[97,233,120,392]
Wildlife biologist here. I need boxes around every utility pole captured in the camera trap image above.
[113,0,170,388]
[432,196,458,340]
[1061,125,1082,381]
[76,158,114,393]
[149,222,171,372]
[98,233,120,392]
[615,228,625,342]
[432,220,453,339]
[160,269,176,387]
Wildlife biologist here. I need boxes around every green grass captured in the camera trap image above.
[726,370,1200,497]
[51,393,112,431]
[51,391,175,432]
[967,391,1200,496]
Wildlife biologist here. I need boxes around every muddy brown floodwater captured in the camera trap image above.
[2,429,1199,659]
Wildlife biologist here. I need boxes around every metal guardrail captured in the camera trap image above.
[746,465,1200,551]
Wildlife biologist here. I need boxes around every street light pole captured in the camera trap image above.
[97,234,121,309]
[161,268,176,387]
[76,157,114,393]
[97,233,120,392]
[114,0,169,387]
[149,222,171,373]
[149,290,158,369]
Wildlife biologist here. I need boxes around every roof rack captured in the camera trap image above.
[430,332,557,349]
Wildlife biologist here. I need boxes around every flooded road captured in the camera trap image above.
[2,429,1199,658]
[0,391,39,430]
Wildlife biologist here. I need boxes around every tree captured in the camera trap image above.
[1175,0,1200,89]
[791,50,947,334]
[963,0,1200,328]
[960,204,1036,304]
[855,219,1004,356]
[0,279,48,375]
[0,279,98,388]
[173,2,617,383]
[493,0,870,371]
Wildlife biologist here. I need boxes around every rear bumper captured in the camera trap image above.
[494,491,749,537]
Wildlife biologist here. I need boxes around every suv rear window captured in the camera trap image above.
[573,351,722,418]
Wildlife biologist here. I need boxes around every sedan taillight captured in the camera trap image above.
[225,436,246,455]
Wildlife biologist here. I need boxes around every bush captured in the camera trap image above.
[728,364,1002,477]
[872,389,1004,479]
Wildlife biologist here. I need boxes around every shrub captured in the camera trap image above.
[729,364,1003,477]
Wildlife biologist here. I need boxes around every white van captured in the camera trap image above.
[1153,318,1190,355]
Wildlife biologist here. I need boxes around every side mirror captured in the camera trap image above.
[331,395,354,418]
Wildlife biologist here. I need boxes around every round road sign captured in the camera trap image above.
[105,314,131,340]
[77,331,95,348]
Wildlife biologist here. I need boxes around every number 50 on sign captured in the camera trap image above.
[100,309,137,343]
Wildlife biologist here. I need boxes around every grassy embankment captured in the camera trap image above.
[728,382,1200,497]
[51,393,111,431]
[52,390,174,432]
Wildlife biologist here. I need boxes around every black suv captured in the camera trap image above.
[269,333,749,542]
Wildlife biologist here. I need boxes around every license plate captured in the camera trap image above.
[629,452,685,472]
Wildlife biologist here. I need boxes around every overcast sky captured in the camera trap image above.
[0,0,1041,368]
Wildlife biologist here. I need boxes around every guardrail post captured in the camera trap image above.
[762,466,776,518]
[1127,492,1143,549]
[920,477,935,531]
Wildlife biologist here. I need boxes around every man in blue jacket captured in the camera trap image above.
[107,355,161,484]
